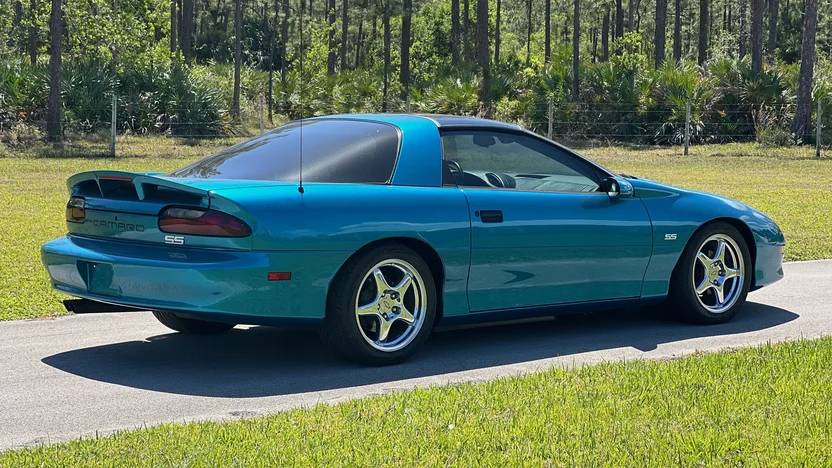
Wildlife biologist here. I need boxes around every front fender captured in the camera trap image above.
[631,178,784,299]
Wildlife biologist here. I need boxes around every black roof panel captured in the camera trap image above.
[416,114,523,131]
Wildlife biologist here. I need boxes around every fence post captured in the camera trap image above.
[818,99,822,159]
[547,96,553,140]
[259,94,265,135]
[684,99,691,156]
[406,94,411,113]
[110,93,117,157]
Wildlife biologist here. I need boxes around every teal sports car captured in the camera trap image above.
[41,114,785,365]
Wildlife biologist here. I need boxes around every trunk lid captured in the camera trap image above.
[66,170,265,250]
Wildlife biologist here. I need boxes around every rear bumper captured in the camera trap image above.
[41,235,348,324]
[752,242,785,290]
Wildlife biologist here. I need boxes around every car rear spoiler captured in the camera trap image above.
[67,170,211,208]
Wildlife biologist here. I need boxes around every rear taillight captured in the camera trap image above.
[158,207,251,237]
[66,196,85,223]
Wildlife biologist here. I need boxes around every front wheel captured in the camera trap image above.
[151,310,236,335]
[669,222,753,324]
[320,244,437,365]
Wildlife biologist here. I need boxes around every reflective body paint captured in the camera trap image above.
[41,114,785,326]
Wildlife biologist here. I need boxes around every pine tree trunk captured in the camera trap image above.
[494,0,501,63]
[268,0,275,120]
[709,0,714,49]
[626,0,634,52]
[181,0,193,65]
[673,0,681,60]
[615,0,624,38]
[281,0,289,95]
[476,0,490,113]
[46,0,61,142]
[636,0,643,31]
[232,0,241,118]
[355,0,366,68]
[400,0,411,91]
[170,0,177,58]
[327,0,336,74]
[463,0,472,61]
[354,19,362,68]
[592,27,597,62]
[739,0,748,58]
[382,0,390,111]
[727,4,732,33]
[14,2,23,29]
[602,8,610,61]
[767,0,778,58]
[564,13,570,45]
[526,0,532,64]
[451,0,460,65]
[698,0,708,64]
[792,0,817,141]
[572,0,579,101]
[177,0,183,47]
[29,0,38,64]
[544,0,551,63]
[341,0,348,70]
[655,0,667,67]
[750,0,763,73]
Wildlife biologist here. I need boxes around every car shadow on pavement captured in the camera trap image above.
[42,301,797,398]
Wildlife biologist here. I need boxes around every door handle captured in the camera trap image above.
[479,210,503,223]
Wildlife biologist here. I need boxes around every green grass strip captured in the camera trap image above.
[2,338,831,466]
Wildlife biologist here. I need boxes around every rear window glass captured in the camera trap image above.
[167,119,400,183]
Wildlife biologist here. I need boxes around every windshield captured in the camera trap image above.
[167,119,400,183]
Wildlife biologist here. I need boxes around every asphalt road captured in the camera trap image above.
[1,260,829,451]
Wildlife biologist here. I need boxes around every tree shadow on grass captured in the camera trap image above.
[42,301,797,398]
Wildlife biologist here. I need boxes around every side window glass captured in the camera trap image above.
[441,131,601,193]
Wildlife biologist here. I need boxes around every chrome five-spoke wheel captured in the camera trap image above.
[321,244,436,365]
[670,222,751,324]
[692,234,745,313]
[355,259,427,352]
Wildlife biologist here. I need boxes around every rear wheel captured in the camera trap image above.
[669,222,752,324]
[151,310,235,335]
[320,244,436,365]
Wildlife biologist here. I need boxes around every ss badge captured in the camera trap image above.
[664,233,678,241]
[164,235,185,245]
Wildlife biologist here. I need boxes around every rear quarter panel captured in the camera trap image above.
[213,183,472,317]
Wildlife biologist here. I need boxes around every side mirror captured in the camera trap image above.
[604,177,634,198]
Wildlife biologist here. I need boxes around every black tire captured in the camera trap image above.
[151,310,236,335]
[668,222,753,324]
[320,244,437,365]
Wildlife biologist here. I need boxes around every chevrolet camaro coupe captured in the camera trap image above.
[41,115,785,365]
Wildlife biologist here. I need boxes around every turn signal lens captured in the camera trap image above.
[66,196,85,223]
[158,207,251,237]
[267,272,292,281]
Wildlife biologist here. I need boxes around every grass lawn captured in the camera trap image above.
[2,338,831,465]
[1,140,830,321]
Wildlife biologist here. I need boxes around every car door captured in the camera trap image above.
[442,129,653,312]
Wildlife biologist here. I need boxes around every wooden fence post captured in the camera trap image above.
[684,99,691,156]
[110,93,117,157]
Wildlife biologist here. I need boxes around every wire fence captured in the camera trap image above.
[8,94,827,159]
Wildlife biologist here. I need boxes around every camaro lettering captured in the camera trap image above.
[90,219,145,232]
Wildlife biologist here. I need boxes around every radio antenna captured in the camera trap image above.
[297,0,305,194]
